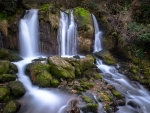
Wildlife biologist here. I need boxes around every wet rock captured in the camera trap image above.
[51,78,60,87]
[7,81,26,98]
[35,71,52,87]
[81,103,98,113]
[112,90,122,99]
[2,100,20,113]
[0,49,23,61]
[0,87,10,102]
[0,60,10,74]
[48,56,75,79]
[94,50,116,65]
[0,74,17,83]
[94,73,102,79]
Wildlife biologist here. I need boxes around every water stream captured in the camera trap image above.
[92,14,150,113]
[57,11,77,56]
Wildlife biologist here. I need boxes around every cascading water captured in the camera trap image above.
[92,14,150,113]
[58,11,77,56]
[19,9,39,58]
[14,9,76,113]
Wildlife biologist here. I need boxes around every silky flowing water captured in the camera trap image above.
[92,14,150,113]
[14,9,77,113]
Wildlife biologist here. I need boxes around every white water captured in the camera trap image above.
[15,9,76,113]
[58,11,77,56]
[92,15,150,113]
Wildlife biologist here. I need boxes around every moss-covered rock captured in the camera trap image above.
[94,73,102,79]
[35,71,52,87]
[0,49,22,61]
[7,81,26,98]
[94,50,116,65]
[0,87,10,102]
[51,78,60,87]
[77,55,94,73]
[48,56,75,79]
[2,100,20,113]
[82,96,92,103]
[27,62,50,82]
[0,74,17,82]
[0,60,10,74]
[112,90,122,99]
[81,103,98,113]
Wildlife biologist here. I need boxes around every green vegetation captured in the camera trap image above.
[0,12,7,20]
[39,4,50,11]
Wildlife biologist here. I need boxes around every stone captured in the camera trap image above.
[0,60,10,74]
[0,87,10,102]
[0,74,17,83]
[2,100,20,113]
[7,81,26,98]
[51,78,60,87]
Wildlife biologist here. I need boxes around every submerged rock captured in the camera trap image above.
[2,100,20,113]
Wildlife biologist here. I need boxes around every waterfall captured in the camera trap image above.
[19,9,39,58]
[92,14,150,113]
[58,11,77,56]
[14,9,76,113]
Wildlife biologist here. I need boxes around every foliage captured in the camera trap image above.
[39,4,50,11]
[81,0,98,11]
[0,12,7,20]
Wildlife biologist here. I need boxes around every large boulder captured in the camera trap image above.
[48,56,75,79]
[2,100,20,113]
[0,74,17,83]
[27,62,50,82]
[94,50,116,65]
[0,87,10,102]
[7,81,26,98]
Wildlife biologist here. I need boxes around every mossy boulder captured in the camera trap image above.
[2,100,20,113]
[48,56,75,79]
[0,74,17,82]
[51,78,60,87]
[0,87,10,102]
[94,50,116,65]
[27,62,50,82]
[35,71,52,87]
[81,103,98,113]
[0,49,22,61]
[94,73,102,79]
[7,81,26,98]
[77,55,94,73]
[0,60,10,74]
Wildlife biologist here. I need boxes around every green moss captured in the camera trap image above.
[36,71,52,87]
[39,4,50,11]
[0,74,17,82]
[82,96,92,103]
[94,73,102,79]
[2,100,20,113]
[0,60,10,74]
[51,79,59,87]
[0,11,7,20]
[74,7,90,25]
[112,90,122,99]
[83,103,98,113]
[0,87,10,102]
[105,104,110,112]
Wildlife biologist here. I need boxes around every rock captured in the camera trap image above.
[0,74,17,83]
[0,60,10,74]
[7,81,26,98]
[48,56,75,79]
[81,103,98,113]
[0,87,10,102]
[77,55,94,73]
[74,7,94,54]
[35,71,52,87]
[9,63,18,74]
[0,49,23,61]
[112,90,122,99]
[2,100,20,113]
[94,73,102,79]
[27,62,50,82]
[51,78,60,87]
[94,50,116,65]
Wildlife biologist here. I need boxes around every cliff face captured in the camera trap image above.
[0,0,150,58]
